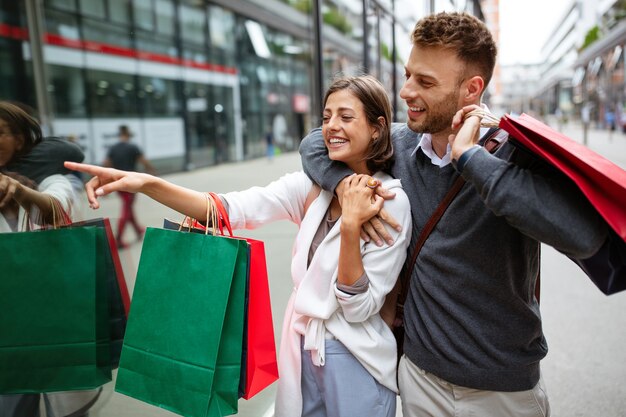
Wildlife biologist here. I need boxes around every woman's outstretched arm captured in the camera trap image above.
[64,161,209,220]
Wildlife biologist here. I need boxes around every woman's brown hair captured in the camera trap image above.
[0,101,43,165]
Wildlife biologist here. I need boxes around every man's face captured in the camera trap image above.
[399,45,466,135]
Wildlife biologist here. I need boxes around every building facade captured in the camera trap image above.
[1,0,487,172]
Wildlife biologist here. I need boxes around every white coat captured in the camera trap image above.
[222,170,412,417]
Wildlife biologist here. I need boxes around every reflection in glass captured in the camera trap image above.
[155,0,175,36]
[179,4,205,45]
[79,0,105,18]
[110,0,131,25]
[48,65,87,117]
[85,70,138,117]
[134,0,155,31]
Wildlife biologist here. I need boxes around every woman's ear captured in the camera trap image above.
[372,116,386,140]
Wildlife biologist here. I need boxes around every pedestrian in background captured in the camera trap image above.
[266,128,275,162]
[104,125,156,249]
[67,75,412,417]
[299,12,607,417]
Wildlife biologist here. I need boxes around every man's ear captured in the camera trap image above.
[463,75,484,103]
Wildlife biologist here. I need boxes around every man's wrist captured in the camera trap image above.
[452,145,481,173]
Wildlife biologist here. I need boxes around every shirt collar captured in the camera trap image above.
[410,104,492,167]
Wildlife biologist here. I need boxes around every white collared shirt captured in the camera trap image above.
[411,104,493,167]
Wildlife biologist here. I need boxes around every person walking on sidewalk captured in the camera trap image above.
[299,12,608,417]
[104,125,155,248]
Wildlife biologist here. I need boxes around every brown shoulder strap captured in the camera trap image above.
[397,128,503,307]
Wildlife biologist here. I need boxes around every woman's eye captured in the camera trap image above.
[341,115,354,121]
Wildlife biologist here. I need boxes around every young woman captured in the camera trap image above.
[66,75,412,417]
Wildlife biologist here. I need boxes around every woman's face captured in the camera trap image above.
[322,89,376,175]
[0,119,22,167]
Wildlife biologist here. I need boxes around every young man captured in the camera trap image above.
[299,12,608,417]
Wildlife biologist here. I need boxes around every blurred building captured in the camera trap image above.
[0,0,488,172]
[500,62,542,115]
[572,0,626,129]
[500,0,626,128]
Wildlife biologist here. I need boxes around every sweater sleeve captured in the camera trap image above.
[334,182,412,323]
[220,171,313,230]
[299,127,353,193]
[461,143,608,259]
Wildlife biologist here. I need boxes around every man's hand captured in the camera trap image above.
[337,175,401,246]
[449,104,483,162]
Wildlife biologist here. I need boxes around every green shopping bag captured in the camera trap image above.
[114,227,248,417]
[0,227,112,393]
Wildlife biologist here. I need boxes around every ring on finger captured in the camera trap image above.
[366,178,379,189]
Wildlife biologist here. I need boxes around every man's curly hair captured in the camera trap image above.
[411,12,497,87]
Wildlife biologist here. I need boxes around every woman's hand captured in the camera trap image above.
[339,174,384,231]
[64,161,154,209]
[0,172,23,209]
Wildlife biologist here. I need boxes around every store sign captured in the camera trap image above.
[293,94,310,113]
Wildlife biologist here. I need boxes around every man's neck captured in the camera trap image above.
[430,131,452,158]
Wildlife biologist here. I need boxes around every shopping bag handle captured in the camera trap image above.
[463,108,500,128]
[207,192,233,237]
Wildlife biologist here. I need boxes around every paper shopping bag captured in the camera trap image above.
[66,218,130,368]
[163,214,279,401]
[114,227,248,417]
[0,227,112,393]
[208,193,279,400]
[500,114,626,294]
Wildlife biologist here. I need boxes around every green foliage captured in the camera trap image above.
[323,7,352,35]
[580,25,600,51]
[293,0,312,14]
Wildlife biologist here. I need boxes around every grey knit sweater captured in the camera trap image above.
[299,123,607,391]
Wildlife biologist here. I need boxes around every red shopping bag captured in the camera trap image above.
[499,114,626,294]
[208,193,279,399]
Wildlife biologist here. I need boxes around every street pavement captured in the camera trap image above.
[86,122,626,417]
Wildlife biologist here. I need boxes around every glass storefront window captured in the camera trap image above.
[82,18,132,48]
[138,76,181,117]
[48,65,87,117]
[47,0,77,12]
[134,0,154,31]
[209,6,235,51]
[155,0,175,36]
[79,0,105,18]
[179,4,205,45]
[136,32,178,59]
[85,69,138,117]
[109,0,131,25]
[45,9,81,40]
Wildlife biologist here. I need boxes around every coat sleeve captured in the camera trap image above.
[38,174,75,216]
[461,142,608,259]
[220,171,313,230]
[334,184,412,323]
